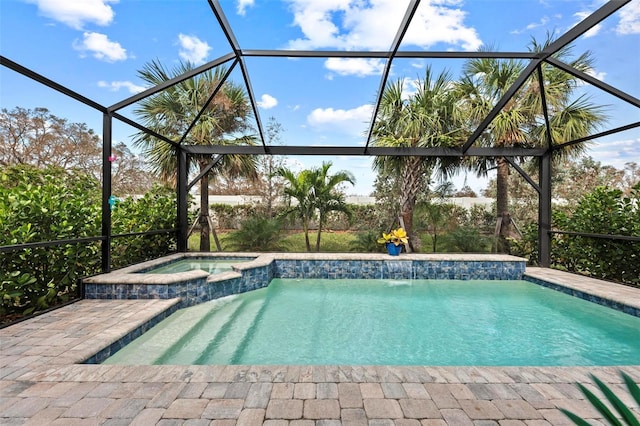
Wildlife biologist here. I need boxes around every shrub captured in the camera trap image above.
[511,184,639,285]
[0,166,179,321]
[442,226,491,252]
[553,184,639,285]
[223,217,287,251]
[509,222,539,264]
[350,230,385,253]
[0,165,101,318]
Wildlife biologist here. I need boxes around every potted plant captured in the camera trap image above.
[377,227,409,256]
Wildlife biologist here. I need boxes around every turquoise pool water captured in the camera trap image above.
[103,279,640,366]
[143,258,252,274]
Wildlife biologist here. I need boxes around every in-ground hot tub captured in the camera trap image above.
[139,257,254,274]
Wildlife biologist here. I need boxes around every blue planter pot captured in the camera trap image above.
[386,243,403,256]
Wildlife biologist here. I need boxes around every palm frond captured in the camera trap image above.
[561,372,640,426]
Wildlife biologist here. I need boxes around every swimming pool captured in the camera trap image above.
[103,278,640,366]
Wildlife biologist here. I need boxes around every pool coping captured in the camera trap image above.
[524,267,640,317]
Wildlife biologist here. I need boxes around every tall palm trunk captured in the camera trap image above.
[199,171,210,252]
[198,161,221,252]
[496,156,511,253]
[315,213,324,252]
[399,157,425,251]
[303,218,311,252]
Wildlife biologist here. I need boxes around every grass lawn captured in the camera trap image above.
[188,230,359,252]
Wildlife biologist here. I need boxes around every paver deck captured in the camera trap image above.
[1,268,639,425]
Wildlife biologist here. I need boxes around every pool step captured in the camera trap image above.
[151,296,246,365]
[194,295,266,364]
[101,298,236,364]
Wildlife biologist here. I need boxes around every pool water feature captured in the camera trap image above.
[142,258,252,274]
[103,278,640,366]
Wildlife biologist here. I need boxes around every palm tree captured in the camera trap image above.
[309,161,355,251]
[275,167,317,251]
[371,66,465,250]
[456,37,607,252]
[133,60,258,251]
[276,161,354,252]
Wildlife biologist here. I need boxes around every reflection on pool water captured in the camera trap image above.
[142,258,253,274]
[103,278,640,366]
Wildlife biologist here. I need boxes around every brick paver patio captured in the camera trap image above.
[1,268,639,425]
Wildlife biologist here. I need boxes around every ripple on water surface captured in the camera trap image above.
[103,279,640,366]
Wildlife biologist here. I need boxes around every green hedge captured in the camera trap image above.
[209,203,381,231]
[553,184,639,285]
[110,185,178,269]
[511,184,640,285]
[0,165,177,321]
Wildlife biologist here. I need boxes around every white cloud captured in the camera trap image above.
[307,104,373,135]
[617,0,640,35]
[585,68,607,82]
[97,80,146,94]
[257,94,278,109]
[390,77,419,100]
[406,1,482,51]
[73,32,127,62]
[177,34,211,65]
[237,0,255,16]
[511,16,551,35]
[574,11,601,38]
[286,0,481,52]
[590,137,640,169]
[26,0,117,30]
[324,58,385,77]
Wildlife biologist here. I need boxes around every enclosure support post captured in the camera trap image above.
[177,148,188,252]
[101,113,112,272]
[538,150,552,267]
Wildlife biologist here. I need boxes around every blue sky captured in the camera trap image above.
[1,0,639,196]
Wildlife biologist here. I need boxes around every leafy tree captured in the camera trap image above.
[372,169,404,229]
[0,107,152,194]
[371,66,465,250]
[133,60,258,251]
[416,202,460,252]
[553,157,630,208]
[212,117,288,215]
[454,184,477,198]
[0,107,101,171]
[110,142,155,195]
[457,36,607,252]
[258,117,287,218]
